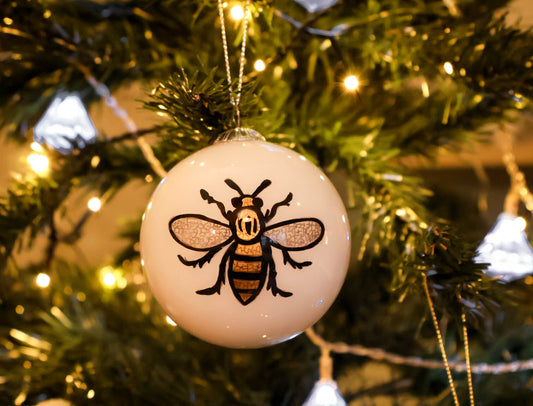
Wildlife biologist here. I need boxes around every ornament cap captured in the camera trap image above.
[215,127,266,143]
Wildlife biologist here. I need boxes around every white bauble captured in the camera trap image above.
[140,129,350,348]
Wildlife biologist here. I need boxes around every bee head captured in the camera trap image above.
[225,179,270,209]
[231,196,263,208]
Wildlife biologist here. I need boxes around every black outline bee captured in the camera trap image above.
[169,179,325,306]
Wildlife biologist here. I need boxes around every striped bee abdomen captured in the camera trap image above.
[229,243,266,305]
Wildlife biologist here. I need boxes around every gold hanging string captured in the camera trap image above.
[217,0,251,128]
[461,309,475,406]
[422,274,460,406]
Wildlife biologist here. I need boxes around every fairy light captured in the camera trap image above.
[14,392,27,406]
[421,79,430,98]
[100,266,127,289]
[90,155,100,168]
[87,197,102,212]
[344,75,359,91]
[136,291,147,302]
[254,59,266,72]
[102,272,116,287]
[30,142,43,152]
[443,61,454,75]
[35,272,51,288]
[230,5,245,20]
[302,342,347,406]
[27,153,49,175]
[302,380,347,406]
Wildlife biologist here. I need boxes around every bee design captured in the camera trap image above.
[169,179,325,306]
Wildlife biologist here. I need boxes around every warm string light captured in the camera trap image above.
[254,59,266,72]
[302,380,347,406]
[302,347,347,406]
[443,61,454,75]
[99,266,127,289]
[343,75,359,91]
[27,153,49,175]
[27,141,50,174]
[87,197,102,212]
[230,5,245,20]
[35,273,51,288]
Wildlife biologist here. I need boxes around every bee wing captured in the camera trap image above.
[264,218,324,251]
[169,214,233,251]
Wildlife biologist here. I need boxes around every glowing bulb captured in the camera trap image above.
[35,273,51,288]
[303,380,346,406]
[103,272,116,287]
[166,315,177,326]
[87,197,102,212]
[421,79,430,98]
[230,5,245,20]
[443,61,454,75]
[30,142,43,152]
[254,59,266,72]
[27,153,49,174]
[344,75,359,91]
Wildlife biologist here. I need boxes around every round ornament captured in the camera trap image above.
[140,129,351,348]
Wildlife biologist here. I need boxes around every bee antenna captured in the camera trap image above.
[252,179,272,197]
[224,179,243,195]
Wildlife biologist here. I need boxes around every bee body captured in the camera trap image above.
[228,241,266,305]
[169,179,324,306]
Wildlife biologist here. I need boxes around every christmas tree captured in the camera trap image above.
[1,0,533,404]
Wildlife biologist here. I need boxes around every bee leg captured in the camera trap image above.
[200,189,227,217]
[266,260,293,297]
[178,248,221,268]
[281,249,312,270]
[196,248,230,296]
[264,193,293,222]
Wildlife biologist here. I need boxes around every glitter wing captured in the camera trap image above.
[264,218,324,250]
[169,214,233,251]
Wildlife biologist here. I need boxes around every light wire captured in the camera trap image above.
[305,326,533,374]
[75,62,167,178]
